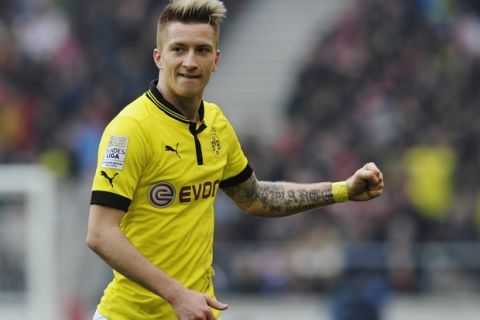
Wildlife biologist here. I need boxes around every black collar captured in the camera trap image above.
[146,80,205,124]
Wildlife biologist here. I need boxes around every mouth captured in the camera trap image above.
[178,73,201,79]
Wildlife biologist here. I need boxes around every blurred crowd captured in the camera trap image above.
[1,0,480,318]
[213,0,480,308]
[0,0,247,176]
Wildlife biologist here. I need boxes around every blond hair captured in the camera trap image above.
[156,0,227,49]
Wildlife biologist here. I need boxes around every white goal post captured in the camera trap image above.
[0,164,58,320]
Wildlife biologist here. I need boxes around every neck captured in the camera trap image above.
[157,83,201,122]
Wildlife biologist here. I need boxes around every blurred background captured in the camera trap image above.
[1,0,480,319]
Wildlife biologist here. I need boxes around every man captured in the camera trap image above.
[86,0,384,319]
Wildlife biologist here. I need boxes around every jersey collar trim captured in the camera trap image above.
[146,80,205,124]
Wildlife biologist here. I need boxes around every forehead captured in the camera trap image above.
[164,22,217,47]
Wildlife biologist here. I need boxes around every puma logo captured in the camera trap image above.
[101,170,118,188]
[165,143,181,158]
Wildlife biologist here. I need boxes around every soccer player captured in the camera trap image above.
[86,0,384,319]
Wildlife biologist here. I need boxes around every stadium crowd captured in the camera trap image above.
[214,1,480,318]
[215,0,480,297]
[1,0,480,318]
[0,0,247,175]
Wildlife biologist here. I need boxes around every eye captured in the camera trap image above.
[171,46,185,53]
[197,46,212,54]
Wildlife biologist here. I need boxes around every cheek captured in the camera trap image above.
[156,59,164,71]
[158,52,175,70]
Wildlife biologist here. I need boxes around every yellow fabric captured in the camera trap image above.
[403,145,455,219]
[332,181,349,203]
[92,92,249,319]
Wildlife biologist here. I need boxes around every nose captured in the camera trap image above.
[182,50,198,69]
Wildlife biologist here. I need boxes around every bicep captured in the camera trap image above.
[221,173,260,213]
[87,205,126,249]
[88,204,125,227]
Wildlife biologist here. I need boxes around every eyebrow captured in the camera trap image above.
[168,41,214,49]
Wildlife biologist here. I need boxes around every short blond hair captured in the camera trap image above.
[156,0,227,49]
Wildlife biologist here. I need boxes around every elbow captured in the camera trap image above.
[86,227,102,253]
[236,202,255,216]
[242,206,266,217]
[86,204,124,254]
[85,233,97,252]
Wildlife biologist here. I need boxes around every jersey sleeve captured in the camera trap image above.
[91,115,149,212]
[219,119,253,189]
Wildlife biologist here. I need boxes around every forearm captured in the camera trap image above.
[224,175,335,217]
[87,224,183,304]
[87,205,228,318]
[224,162,384,217]
[252,181,335,217]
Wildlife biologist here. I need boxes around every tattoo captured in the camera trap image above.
[286,204,317,214]
[222,173,334,217]
[222,174,258,209]
[286,190,297,205]
[258,184,283,212]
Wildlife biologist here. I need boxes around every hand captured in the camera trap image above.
[171,288,228,320]
[346,162,384,201]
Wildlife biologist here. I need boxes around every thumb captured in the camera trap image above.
[204,295,228,311]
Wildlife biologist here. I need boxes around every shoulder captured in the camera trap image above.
[203,100,223,115]
[117,94,157,123]
[107,93,162,131]
[203,100,233,127]
[102,95,158,142]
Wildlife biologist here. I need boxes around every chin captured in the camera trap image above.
[176,86,203,98]
[179,89,199,96]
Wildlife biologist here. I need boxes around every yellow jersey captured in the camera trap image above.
[91,81,252,319]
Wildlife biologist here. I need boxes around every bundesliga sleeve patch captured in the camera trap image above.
[102,135,129,170]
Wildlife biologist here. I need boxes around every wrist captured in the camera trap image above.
[332,181,349,203]
[160,279,186,305]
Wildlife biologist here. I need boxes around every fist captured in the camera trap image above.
[346,162,384,201]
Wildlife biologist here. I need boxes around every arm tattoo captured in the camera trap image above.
[223,173,334,217]
[222,174,259,209]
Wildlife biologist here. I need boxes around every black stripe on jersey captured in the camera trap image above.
[147,80,208,166]
[146,80,205,124]
[189,122,207,165]
[146,91,189,123]
[220,164,254,188]
[91,191,131,212]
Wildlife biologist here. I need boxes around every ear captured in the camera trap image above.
[212,49,221,72]
[153,48,162,70]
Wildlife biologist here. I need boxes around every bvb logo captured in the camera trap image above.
[148,182,175,208]
[211,127,221,157]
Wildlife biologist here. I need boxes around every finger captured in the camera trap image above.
[369,180,384,191]
[371,179,384,188]
[368,184,383,193]
[364,162,382,179]
[205,295,228,311]
[205,309,217,320]
[364,162,379,172]
[368,189,383,198]
[372,174,384,190]
[357,168,379,185]
[377,170,384,183]
[369,177,384,187]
